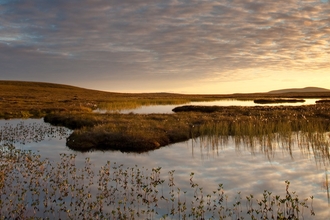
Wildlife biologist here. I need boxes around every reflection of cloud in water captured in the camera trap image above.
[57,138,329,218]
[1,119,330,218]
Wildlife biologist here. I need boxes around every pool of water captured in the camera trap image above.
[1,118,329,219]
[97,99,321,114]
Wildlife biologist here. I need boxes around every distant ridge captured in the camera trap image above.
[268,87,330,94]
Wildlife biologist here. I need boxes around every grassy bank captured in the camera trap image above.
[44,105,330,152]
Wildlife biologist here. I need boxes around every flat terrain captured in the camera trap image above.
[0,80,223,118]
[1,81,327,219]
[1,80,330,118]
[2,80,330,152]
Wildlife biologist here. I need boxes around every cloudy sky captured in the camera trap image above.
[1,0,330,94]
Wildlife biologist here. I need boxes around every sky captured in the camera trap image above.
[1,0,330,94]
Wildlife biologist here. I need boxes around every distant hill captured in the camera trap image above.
[268,87,330,94]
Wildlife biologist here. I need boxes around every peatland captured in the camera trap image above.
[1,80,329,219]
[1,80,330,118]
[2,80,330,152]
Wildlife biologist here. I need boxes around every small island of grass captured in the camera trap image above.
[45,104,330,152]
[253,98,305,104]
[316,99,330,104]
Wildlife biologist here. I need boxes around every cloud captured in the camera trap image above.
[1,0,330,91]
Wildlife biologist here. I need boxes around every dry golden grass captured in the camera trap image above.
[2,80,330,118]
[0,81,223,118]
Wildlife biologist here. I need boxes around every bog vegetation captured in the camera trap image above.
[43,105,330,152]
[1,81,330,219]
[1,118,328,219]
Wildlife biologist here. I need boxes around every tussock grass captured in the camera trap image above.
[45,113,194,152]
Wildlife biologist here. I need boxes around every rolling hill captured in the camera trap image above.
[268,87,330,94]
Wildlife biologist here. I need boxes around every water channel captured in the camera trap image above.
[1,99,329,219]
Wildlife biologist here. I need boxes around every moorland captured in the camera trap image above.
[1,80,330,219]
[1,80,330,118]
[1,80,330,152]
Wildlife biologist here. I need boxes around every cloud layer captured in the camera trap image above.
[1,0,330,92]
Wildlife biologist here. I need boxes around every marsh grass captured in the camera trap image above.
[44,104,330,152]
[0,145,316,219]
[44,113,196,152]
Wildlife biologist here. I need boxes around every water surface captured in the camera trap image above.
[107,98,321,114]
[1,118,329,219]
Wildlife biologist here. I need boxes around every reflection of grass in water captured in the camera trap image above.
[0,145,315,219]
[322,169,330,205]
[195,119,330,164]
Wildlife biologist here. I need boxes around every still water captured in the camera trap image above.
[1,118,329,219]
[115,99,320,114]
